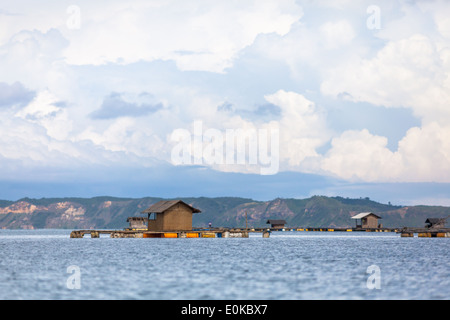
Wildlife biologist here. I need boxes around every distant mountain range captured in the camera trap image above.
[0,196,449,230]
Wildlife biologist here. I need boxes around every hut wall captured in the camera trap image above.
[129,218,147,229]
[362,216,379,229]
[147,219,156,231]
[161,204,193,231]
[147,213,164,231]
[146,203,193,231]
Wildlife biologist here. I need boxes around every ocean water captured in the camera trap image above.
[0,229,448,300]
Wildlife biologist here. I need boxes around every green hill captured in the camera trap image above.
[0,196,448,229]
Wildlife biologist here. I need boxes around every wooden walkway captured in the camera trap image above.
[70,226,400,238]
[70,230,145,238]
[70,227,450,238]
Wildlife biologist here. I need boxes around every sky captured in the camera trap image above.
[1,0,450,205]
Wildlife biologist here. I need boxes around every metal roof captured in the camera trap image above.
[351,212,382,219]
[126,217,147,222]
[266,219,287,225]
[141,200,201,214]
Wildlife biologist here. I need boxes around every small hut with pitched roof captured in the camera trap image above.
[141,200,201,232]
[266,219,287,229]
[351,212,382,229]
[425,218,447,229]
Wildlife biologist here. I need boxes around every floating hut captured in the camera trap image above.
[351,212,382,229]
[141,200,201,231]
[399,216,449,238]
[425,218,447,229]
[71,199,249,238]
[266,219,287,230]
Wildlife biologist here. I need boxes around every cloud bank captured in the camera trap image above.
[0,0,449,197]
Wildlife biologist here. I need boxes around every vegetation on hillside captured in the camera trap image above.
[0,196,449,229]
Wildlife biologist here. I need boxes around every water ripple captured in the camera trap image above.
[0,230,448,299]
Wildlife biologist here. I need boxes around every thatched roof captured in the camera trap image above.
[425,218,446,224]
[425,218,447,228]
[141,200,201,214]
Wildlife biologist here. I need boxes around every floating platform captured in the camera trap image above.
[70,229,249,239]
[142,230,249,238]
[418,232,450,238]
[291,227,394,232]
[70,230,144,238]
[70,226,450,239]
[70,226,400,239]
[401,232,450,238]
[398,227,450,238]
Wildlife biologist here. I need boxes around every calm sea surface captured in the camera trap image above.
[0,229,448,300]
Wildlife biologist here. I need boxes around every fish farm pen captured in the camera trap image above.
[69,200,450,239]
[69,226,450,239]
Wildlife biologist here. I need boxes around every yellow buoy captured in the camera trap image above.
[202,232,215,238]
[418,233,431,238]
[163,233,178,238]
[186,232,199,238]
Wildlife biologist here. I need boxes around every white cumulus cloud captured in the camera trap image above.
[320,123,450,183]
[61,0,303,73]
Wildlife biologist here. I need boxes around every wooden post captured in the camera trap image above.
[70,231,83,238]
[91,231,99,238]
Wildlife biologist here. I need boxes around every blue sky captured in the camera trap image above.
[1,0,450,205]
